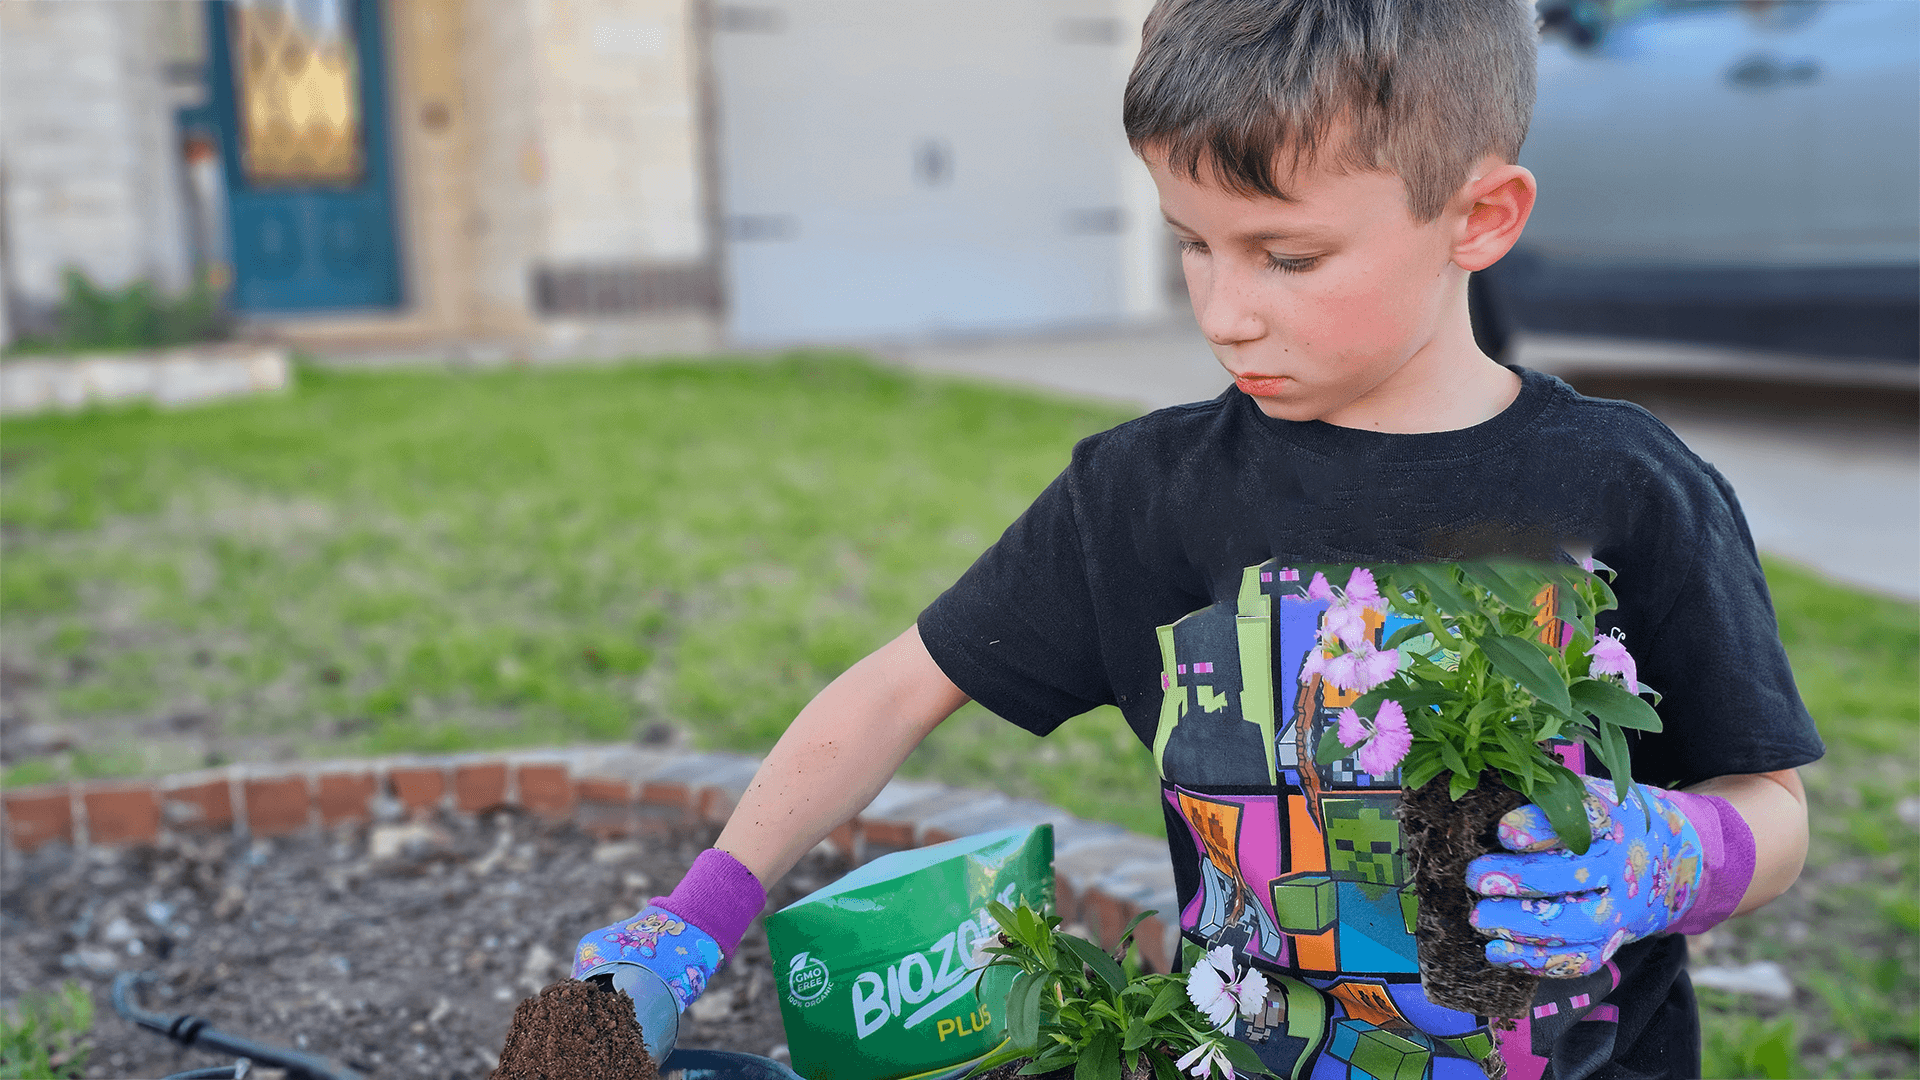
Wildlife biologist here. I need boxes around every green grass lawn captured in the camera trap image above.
[1,355,1913,1076]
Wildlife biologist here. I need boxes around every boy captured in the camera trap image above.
[577,2,1822,1076]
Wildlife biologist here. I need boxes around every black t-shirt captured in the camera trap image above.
[919,367,1823,1080]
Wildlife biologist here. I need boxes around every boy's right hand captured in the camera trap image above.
[572,847,766,1012]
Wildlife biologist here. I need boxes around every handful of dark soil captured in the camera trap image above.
[491,978,659,1080]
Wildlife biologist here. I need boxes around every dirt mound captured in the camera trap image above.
[491,979,657,1080]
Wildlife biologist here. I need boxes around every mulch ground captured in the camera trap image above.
[0,808,846,1079]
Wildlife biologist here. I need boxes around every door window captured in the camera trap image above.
[228,0,365,186]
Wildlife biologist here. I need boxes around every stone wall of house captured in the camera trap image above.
[0,1,202,333]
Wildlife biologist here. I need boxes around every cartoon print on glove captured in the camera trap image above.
[666,964,707,1010]
[1467,776,1708,978]
[612,911,686,958]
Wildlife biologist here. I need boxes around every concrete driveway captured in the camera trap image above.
[882,321,1919,602]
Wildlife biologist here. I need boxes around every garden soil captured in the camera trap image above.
[491,979,656,1080]
[0,808,845,1079]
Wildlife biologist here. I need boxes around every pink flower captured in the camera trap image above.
[1323,602,1371,650]
[1336,707,1368,747]
[1306,571,1334,602]
[1345,567,1382,605]
[1299,645,1329,684]
[1324,642,1399,693]
[1355,699,1412,775]
[1588,633,1639,693]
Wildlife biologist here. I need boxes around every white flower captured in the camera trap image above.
[1175,1040,1235,1079]
[1184,944,1268,1030]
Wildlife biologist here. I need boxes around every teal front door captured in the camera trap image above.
[206,0,403,313]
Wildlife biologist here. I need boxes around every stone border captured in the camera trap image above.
[0,746,1182,973]
[0,345,290,415]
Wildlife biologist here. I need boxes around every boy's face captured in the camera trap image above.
[1148,149,1473,427]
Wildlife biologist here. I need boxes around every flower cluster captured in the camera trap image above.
[1303,568,1413,775]
[1307,560,1664,856]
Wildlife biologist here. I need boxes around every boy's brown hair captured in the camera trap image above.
[1124,0,1537,221]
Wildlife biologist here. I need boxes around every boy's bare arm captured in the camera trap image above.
[713,624,970,888]
[1684,768,1809,917]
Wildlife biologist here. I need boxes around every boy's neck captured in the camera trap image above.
[1314,323,1522,435]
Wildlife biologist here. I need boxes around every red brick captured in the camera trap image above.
[1081,889,1130,951]
[860,819,914,852]
[695,786,737,825]
[1132,913,1171,975]
[823,821,857,863]
[1054,877,1079,925]
[316,772,376,825]
[243,775,310,836]
[3,788,73,852]
[389,767,446,812]
[574,777,631,805]
[84,785,161,846]
[160,780,232,831]
[638,781,688,809]
[517,764,573,819]
[454,762,509,813]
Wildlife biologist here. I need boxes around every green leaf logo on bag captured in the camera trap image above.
[767,824,1055,1080]
[786,951,833,1007]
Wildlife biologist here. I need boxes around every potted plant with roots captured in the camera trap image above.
[963,900,1278,1080]
[1304,560,1660,1021]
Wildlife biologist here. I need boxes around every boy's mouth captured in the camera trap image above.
[1232,373,1292,397]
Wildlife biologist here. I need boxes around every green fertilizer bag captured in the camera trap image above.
[767,824,1054,1080]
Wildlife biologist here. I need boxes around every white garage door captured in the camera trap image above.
[711,0,1147,344]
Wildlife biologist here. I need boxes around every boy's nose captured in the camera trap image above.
[1191,260,1266,348]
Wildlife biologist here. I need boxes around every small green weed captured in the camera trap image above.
[0,982,94,1079]
[3,269,226,356]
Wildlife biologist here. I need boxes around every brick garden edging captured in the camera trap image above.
[1,746,1183,973]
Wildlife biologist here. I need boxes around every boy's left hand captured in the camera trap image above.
[1464,776,1710,977]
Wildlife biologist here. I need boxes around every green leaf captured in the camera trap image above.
[1149,1050,1182,1080]
[1398,563,1479,616]
[1142,980,1187,1024]
[1437,736,1470,779]
[1462,562,1537,611]
[1217,1035,1278,1076]
[1403,754,1447,792]
[958,1039,1030,1078]
[1010,971,1047,1050]
[1596,721,1636,805]
[1383,620,1431,650]
[1315,724,1351,765]
[1533,764,1593,856]
[1479,634,1573,717]
[1059,933,1127,993]
[1115,910,1158,955]
[1074,1031,1122,1080]
[1122,1016,1152,1051]
[1448,770,1474,800]
[1569,678,1662,732]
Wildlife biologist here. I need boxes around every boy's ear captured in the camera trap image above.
[1450,160,1537,273]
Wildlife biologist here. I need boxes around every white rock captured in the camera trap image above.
[368,822,445,861]
[591,841,642,864]
[1691,961,1794,1001]
[689,986,736,1022]
[102,916,138,943]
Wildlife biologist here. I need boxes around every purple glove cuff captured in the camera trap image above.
[1664,790,1755,936]
[652,847,766,964]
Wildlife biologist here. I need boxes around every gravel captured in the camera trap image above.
[0,809,847,1079]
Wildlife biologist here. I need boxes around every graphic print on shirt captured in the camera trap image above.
[1152,561,1619,1080]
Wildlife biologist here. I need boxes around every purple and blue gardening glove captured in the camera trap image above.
[572,848,766,1012]
[1465,776,1755,977]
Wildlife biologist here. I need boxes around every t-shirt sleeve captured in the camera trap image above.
[1604,457,1825,789]
[918,447,1115,736]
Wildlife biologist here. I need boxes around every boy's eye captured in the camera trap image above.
[1176,239,1208,255]
[1267,254,1321,274]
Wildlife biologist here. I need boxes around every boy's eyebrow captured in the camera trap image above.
[1160,212,1328,243]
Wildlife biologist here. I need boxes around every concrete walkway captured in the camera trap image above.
[882,321,1920,602]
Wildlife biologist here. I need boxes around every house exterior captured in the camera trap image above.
[1,0,1172,357]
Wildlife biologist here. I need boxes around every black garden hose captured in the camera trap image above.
[161,1069,239,1079]
[112,973,367,1080]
